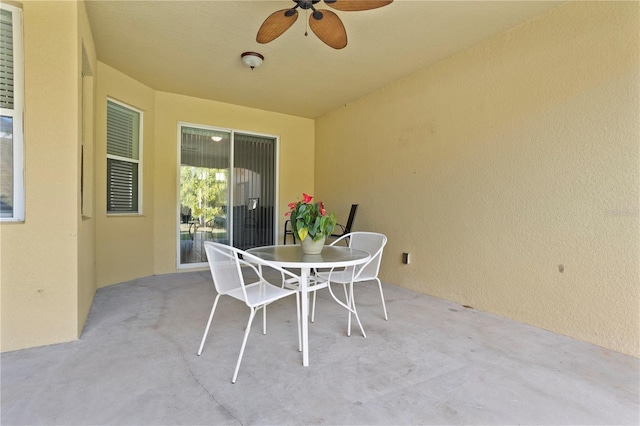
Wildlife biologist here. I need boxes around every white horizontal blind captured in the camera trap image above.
[106,100,141,213]
[107,159,138,212]
[0,4,24,221]
[0,8,14,110]
[107,101,139,159]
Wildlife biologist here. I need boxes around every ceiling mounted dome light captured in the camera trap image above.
[241,52,264,69]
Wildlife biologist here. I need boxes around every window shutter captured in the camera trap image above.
[107,159,138,212]
[0,8,14,110]
[107,101,139,159]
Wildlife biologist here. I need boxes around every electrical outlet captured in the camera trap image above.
[402,253,410,264]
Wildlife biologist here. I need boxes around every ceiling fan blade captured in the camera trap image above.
[257,9,298,44]
[309,9,347,49]
[324,0,392,12]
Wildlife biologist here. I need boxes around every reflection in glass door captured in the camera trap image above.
[179,126,230,265]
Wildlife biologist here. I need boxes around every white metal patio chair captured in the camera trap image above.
[313,232,388,337]
[197,241,301,383]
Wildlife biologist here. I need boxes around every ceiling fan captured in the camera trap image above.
[257,0,393,50]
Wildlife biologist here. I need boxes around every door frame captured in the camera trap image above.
[176,121,280,269]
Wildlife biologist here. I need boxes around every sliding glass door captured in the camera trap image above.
[232,133,276,250]
[178,124,276,267]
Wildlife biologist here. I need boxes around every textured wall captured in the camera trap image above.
[77,0,98,337]
[152,92,314,275]
[95,63,156,288]
[315,1,639,356]
[1,1,81,352]
[94,64,314,284]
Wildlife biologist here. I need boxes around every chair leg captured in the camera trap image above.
[324,278,366,338]
[284,232,297,245]
[311,288,317,323]
[343,284,351,335]
[347,282,366,338]
[263,304,267,335]
[296,291,302,352]
[197,294,221,356]
[376,278,388,320]
[232,308,257,384]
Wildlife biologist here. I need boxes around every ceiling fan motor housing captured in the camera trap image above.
[296,0,322,9]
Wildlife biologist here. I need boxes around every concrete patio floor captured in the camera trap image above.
[2,270,638,425]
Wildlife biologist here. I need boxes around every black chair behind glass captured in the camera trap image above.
[283,203,358,244]
[283,219,296,244]
[330,204,358,241]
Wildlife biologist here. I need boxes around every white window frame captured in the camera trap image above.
[106,98,143,215]
[0,4,24,222]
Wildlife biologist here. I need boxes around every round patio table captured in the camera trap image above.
[247,244,370,366]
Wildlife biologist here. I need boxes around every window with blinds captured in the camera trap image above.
[106,99,142,214]
[0,4,24,221]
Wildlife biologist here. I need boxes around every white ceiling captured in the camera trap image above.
[85,0,563,119]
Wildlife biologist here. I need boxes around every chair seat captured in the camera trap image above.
[228,281,298,308]
[315,270,357,285]
[284,275,328,292]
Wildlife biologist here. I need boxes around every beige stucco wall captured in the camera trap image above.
[94,66,314,284]
[153,92,315,275]
[95,62,156,288]
[315,1,639,357]
[77,0,97,336]
[1,1,89,351]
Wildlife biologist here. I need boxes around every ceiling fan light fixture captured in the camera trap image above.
[241,51,264,69]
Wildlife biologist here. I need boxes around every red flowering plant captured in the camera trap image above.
[286,193,337,242]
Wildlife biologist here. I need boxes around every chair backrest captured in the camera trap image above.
[204,241,300,303]
[203,241,249,301]
[346,232,387,281]
[344,204,358,233]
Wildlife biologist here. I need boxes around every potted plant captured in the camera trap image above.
[286,193,337,254]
